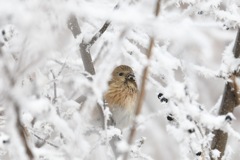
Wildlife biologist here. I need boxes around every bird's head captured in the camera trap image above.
[109,65,137,89]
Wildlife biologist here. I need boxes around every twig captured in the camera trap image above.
[123,1,161,160]
[68,3,120,105]
[88,21,110,47]
[14,103,34,160]
[67,15,81,38]
[31,132,59,149]
[57,59,67,76]
[88,2,119,48]
[68,6,120,160]
[67,15,95,76]
[0,45,34,160]
[50,70,57,104]
[68,3,119,76]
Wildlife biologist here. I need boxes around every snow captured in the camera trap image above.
[0,0,240,160]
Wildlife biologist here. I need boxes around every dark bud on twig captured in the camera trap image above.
[161,97,168,103]
[225,115,232,122]
[136,137,146,148]
[198,11,203,15]
[1,30,8,42]
[196,151,201,156]
[158,93,163,99]
[224,113,235,123]
[186,115,193,121]
[2,30,5,36]
[167,114,174,121]
[158,93,168,103]
[188,128,195,134]
[223,24,229,30]
[198,105,203,111]
[2,139,10,144]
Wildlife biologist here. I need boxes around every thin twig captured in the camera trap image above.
[31,132,59,149]
[123,1,161,160]
[88,21,110,47]
[68,3,119,76]
[123,37,154,160]
[88,2,119,48]
[57,59,67,76]
[15,103,34,160]
[1,45,34,159]
[50,70,57,104]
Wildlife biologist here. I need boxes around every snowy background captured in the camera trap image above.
[0,0,240,160]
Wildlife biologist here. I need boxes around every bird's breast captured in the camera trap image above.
[104,83,137,111]
[104,78,138,129]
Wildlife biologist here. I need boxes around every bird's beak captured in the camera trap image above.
[126,73,135,81]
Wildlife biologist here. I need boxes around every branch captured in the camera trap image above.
[50,70,57,104]
[88,21,110,47]
[31,132,59,149]
[67,8,119,159]
[67,15,81,38]
[67,3,119,77]
[67,15,95,76]
[211,28,240,159]
[15,103,34,160]
[88,3,119,47]
[123,1,161,160]
[0,45,34,160]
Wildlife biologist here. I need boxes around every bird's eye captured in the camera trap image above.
[119,72,124,76]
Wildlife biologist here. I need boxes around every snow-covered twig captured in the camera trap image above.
[123,1,161,160]
[50,70,57,104]
[14,103,34,160]
[67,14,95,76]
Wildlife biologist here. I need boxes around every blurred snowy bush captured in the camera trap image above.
[0,0,240,160]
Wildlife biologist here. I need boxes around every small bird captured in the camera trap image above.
[104,65,138,129]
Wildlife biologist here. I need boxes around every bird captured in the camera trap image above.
[104,65,138,129]
[86,65,138,158]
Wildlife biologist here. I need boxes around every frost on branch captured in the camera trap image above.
[0,0,240,160]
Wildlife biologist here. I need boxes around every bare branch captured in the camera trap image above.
[50,70,57,104]
[67,3,119,76]
[31,132,59,149]
[79,43,96,75]
[154,0,161,16]
[88,3,119,48]
[123,1,161,160]
[233,28,240,58]
[211,28,240,159]
[67,14,81,38]
[88,21,110,47]
[0,45,34,160]
[68,16,96,76]
[15,103,34,160]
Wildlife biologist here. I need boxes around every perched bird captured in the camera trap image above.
[104,65,138,129]
[87,65,137,158]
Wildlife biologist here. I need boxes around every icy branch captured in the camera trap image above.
[211,28,240,159]
[67,14,95,76]
[123,0,161,160]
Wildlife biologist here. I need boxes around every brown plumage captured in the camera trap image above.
[104,65,138,129]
